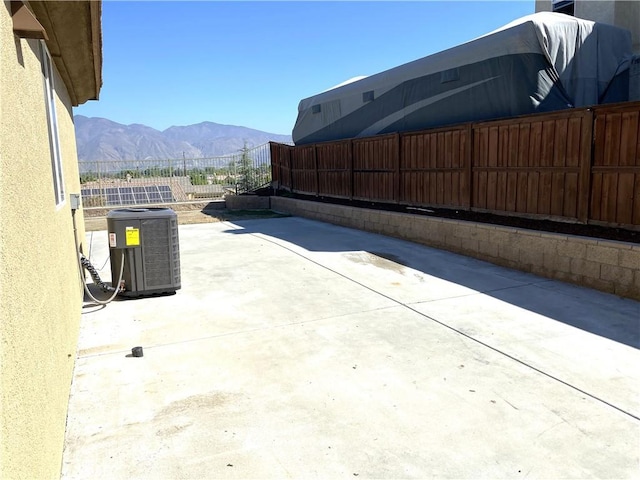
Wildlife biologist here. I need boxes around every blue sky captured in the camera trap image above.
[75,1,536,135]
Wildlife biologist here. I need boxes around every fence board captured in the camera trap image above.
[591,172,603,221]
[269,143,282,184]
[271,102,640,229]
[605,113,622,167]
[352,135,398,202]
[563,173,577,218]
[634,175,640,225]
[516,124,529,212]
[472,111,586,219]
[541,120,555,167]
[620,112,639,166]
[504,124,518,211]
[270,142,293,190]
[538,171,552,214]
[291,145,317,195]
[603,173,618,221]
[527,171,540,214]
[617,173,635,225]
[566,118,581,167]
[400,127,468,207]
[591,104,640,225]
[550,172,565,217]
[395,133,402,202]
[316,141,351,198]
[553,118,568,167]
[576,110,593,223]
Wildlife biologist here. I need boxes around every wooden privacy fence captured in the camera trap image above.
[271,101,640,229]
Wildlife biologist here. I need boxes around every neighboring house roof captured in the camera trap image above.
[28,1,102,106]
[186,184,225,195]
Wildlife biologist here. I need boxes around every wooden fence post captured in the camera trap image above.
[349,139,354,200]
[314,144,319,196]
[288,145,294,193]
[269,143,276,190]
[466,123,474,210]
[577,109,594,223]
[277,144,283,190]
[395,133,402,203]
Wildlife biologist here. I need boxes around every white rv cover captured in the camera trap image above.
[293,12,632,145]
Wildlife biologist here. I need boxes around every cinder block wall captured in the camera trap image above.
[271,197,640,300]
[225,195,270,210]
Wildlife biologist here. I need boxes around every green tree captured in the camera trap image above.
[79,172,97,184]
[120,169,141,180]
[238,141,257,193]
[189,168,208,185]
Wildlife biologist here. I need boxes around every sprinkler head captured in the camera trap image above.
[131,346,143,357]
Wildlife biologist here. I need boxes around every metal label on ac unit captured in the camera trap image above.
[125,227,140,246]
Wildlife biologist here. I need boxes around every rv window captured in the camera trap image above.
[312,104,321,114]
[362,91,374,102]
[552,0,574,16]
[440,68,460,84]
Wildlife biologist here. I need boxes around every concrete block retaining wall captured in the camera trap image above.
[271,197,640,301]
[225,195,270,210]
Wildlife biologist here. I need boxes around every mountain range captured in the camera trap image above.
[74,115,293,161]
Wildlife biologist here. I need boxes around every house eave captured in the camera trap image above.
[28,1,103,106]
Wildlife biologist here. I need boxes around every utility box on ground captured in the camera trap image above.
[107,208,181,298]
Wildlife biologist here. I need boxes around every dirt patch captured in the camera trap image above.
[177,209,289,226]
[83,207,289,231]
[84,201,222,218]
[175,210,224,225]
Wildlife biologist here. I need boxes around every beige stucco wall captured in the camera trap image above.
[1,2,86,479]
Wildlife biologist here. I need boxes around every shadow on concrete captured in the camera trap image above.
[82,283,132,305]
[81,302,106,314]
[200,208,291,222]
[223,217,640,349]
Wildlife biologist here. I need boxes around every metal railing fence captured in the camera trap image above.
[78,142,280,207]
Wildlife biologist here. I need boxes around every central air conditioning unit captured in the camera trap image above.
[107,208,181,298]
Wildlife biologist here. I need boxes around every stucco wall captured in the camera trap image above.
[0,3,86,479]
[573,1,640,53]
[535,0,640,53]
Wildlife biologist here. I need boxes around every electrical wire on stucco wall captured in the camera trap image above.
[80,253,123,293]
[72,208,125,305]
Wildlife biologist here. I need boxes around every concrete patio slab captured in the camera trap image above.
[63,216,640,479]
